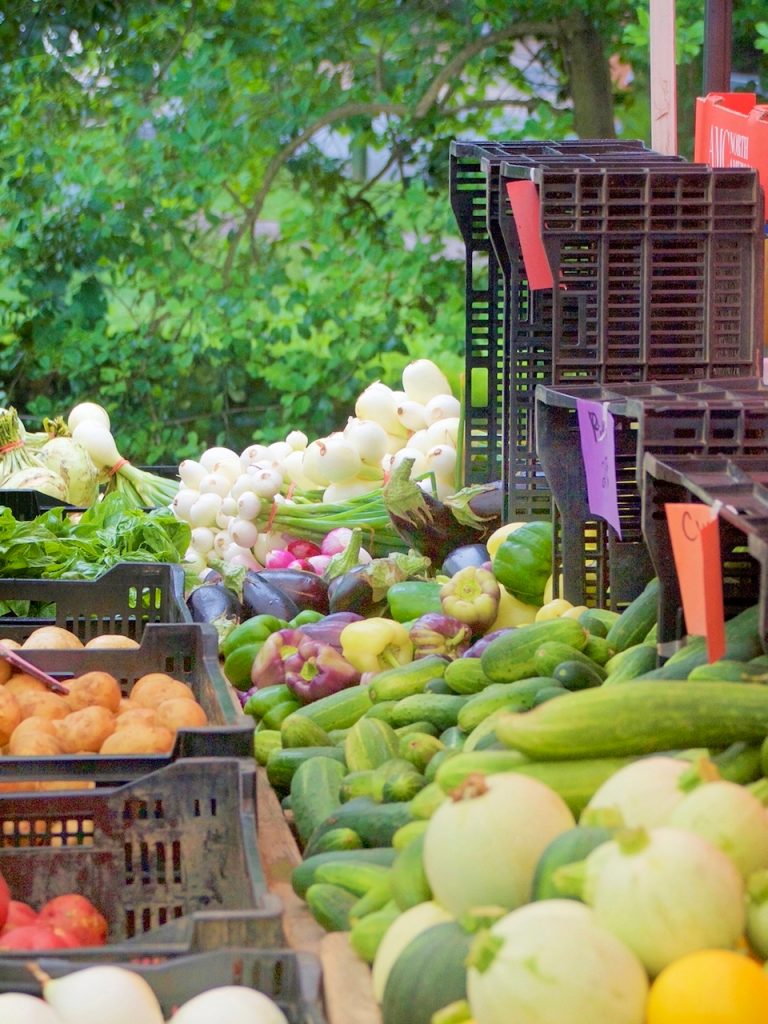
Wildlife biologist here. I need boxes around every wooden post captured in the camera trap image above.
[649,0,678,155]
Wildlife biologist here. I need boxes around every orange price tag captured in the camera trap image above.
[665,503,725,663]
[505,180,554,291]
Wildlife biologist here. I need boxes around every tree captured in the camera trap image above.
[1,0,757,460]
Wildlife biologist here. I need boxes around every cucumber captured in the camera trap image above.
[364,700,399,724]
[398,732,445,772]
[345,718,401,772]
[266,744,346,793]
[290,755,346,847]
[443,657,494,695]
[579,607,620,634]
[496,680,768,760]
[392,819,429,850]
[408,780,449,819]
[437,751,634,816]
[480,618,588,683]
[394,720,441,739]
[390,693,468,732]
[581,634,613,666]
[532,685,567,707]
[253,728,282,765]
[602,643,658,685]
[424,747,461,783]
[308,828,364,854]
[533,641,605,680]
[291,847,398,899]
[262,698,303,730]
[462,706,516,753]
[552,660,605,691]
[604,577,660,654]
[305,882,358,931]
[349,901,400,964]
[314,860,392,897]
[304,797,414,857]
[439,726,467,750]
[281,713,334,748]
[390,833,431,910]
[290,684,373,731]
[341,770,385,803]
[223,642,262,690]
[457,677,557,733]
[424,677,453,695]
[348,875,395,923]
[639,604,762,680]
[712,741,763,784]
[369,656,449,702]
[688,660,768,682]
[381,768,425,803]
[434,749,529,791]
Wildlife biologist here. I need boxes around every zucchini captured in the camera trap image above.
[443,657,494,695]
[304,797,414,857]
[290,755,346,847]
[552,659,605,691]
[305,882,358,932]
[437,752,634,816]
[480,618,588,683]
[369,656,449,702]
[290,684,373,731]
[266,744,346,793]
[496,680,768,760]
[602,643,658,685]
[291,847,398,899]
[457,677,557,733]
[533,641,605,679]
[349,901,400,964]
[345,718,401,772]
[604,577,660,654]
[390,693,468,732]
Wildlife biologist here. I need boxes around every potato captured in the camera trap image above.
[15,691,70,722]
[56,706,115,753]
[21,626,84,650]
[118,697,140,714]
[115,708,157,730]
[0,689,22,746]
[155,698,208,731]
[100,723,174,755]
[0,639,21,651]
[65,671,122,713]
[84,634,141,650]
[131,677,196,709]
[0,649,13,685]
[3,673,48,697]
[131,672,179,699]
[8,731,64,756]
[10,716,59,742]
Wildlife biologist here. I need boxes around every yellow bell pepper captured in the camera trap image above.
[340,617,413,674]
[485,521,528,561]
[487,584,538,630]
[535,598,574,622]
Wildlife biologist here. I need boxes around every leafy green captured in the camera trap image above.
[0,492,191,581]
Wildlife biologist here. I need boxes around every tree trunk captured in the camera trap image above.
[559,11,616,139]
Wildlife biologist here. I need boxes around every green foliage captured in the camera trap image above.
[0,1,734,462]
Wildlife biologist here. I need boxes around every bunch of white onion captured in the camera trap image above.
[172,358,461,577]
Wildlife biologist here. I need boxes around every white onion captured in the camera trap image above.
[171,488,199,522]
[200,446,241,479]
[230,517,261,549]
[301,440,332,486]
[71,421,122,469]
[425,444,457,478]
[228,475,254,500]
[395,399,428,432]
[424,393,461,424]
[236,490,262,520]
[188,492,223,528]
[391,446,428,476]
[402,358,452,404]
[343,417,389,466]
[404,428,432,454]
[285,430,308,451]
[313,437,362,483]
[67,401,111,433]
[239,443,269,470]
[197,471,232,498]
[265,440,292,462]
[281,449,319,491]
[355,381,407,436]
[248,467,284,499]
[323,478,380,502]
[426,416,459,448]
[190,526,216,554]
[178,459,207,488]
[212,530,231,557]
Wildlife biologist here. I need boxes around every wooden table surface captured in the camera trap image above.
[256,768,383,1024]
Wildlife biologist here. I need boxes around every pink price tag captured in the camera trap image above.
[576,399,622,538]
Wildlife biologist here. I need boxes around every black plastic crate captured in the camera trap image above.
[0,622,253,782]
[535,377,768,609]
[0,468,179,519]
[0,758,280,956]
[641,452,768,656]
[449,138,656,490]
[0,561,191,642]
[496,161,764,521]
[0,948,325,1023]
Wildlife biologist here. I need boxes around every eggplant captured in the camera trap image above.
[327,566,387,617]
[242,570,300,621]
[441,543,491,577]
[253,568,330,615]
[186,581,241,624]
[300,611,364,651]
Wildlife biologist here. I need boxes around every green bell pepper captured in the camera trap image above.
[386,580,443,623]
[491,520,553,605]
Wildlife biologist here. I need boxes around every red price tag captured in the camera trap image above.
[665,503,725,663]
[505,180,554,291]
